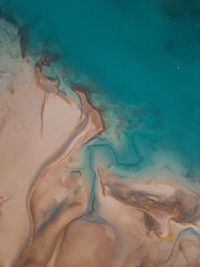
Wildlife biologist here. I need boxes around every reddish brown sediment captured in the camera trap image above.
[40,92,48,139]
[95,167,200,266]
[72,86,107,132]
[97,167,200,232]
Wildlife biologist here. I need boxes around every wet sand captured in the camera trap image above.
[1,17,200,267]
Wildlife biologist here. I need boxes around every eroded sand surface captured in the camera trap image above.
[1,18,200,267]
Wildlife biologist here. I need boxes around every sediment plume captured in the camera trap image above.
[1,17,200,267]
[97,167,200,267]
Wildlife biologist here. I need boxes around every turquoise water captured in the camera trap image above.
[1,0,200,178]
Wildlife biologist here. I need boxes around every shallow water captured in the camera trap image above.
[1,0,200,178]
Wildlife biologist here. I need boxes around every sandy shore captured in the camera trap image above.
[1,17,200,267]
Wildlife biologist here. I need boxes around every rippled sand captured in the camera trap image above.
[1,18,200,267]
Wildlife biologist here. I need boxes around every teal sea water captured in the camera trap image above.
[1,0,200,179]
